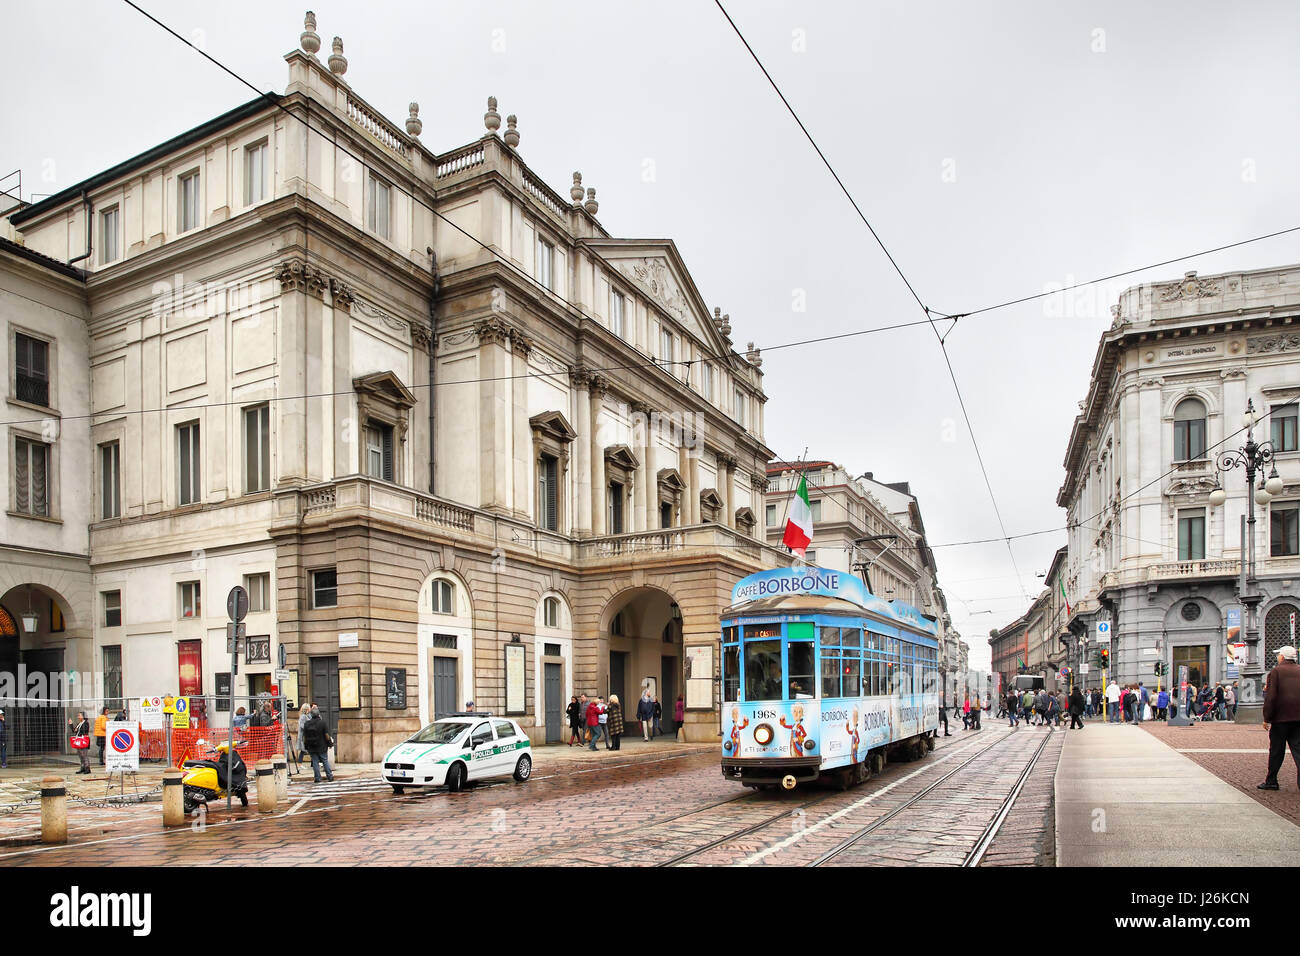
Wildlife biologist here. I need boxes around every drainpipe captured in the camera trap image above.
[427,247,440,496]
[67,190,93,267]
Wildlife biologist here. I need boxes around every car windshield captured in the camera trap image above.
[406,721,469,745]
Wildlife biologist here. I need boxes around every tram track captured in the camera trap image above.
[809,727,1054,867]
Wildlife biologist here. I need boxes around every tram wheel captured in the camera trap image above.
[912,739,927,761]
[925,734,936,753]
[834,768,853,791]
[870,752,885,775]
[853,761,870,785]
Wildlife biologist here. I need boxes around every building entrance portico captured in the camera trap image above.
[602,586,681,736]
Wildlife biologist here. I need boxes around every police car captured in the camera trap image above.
[381,713,531,793]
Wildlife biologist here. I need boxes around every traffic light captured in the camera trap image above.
[1099,647,1110,669]
[1153,660,1164,676]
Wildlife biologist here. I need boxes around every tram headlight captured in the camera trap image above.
[753,723,774,746]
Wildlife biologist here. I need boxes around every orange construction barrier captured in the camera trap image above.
[139,724,284,767]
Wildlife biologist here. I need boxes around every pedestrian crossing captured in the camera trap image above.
[287,776,394,799]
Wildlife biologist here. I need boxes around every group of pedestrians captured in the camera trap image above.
[567,692,685,750]
[1180,680,1237,721]
[1000,687,1087,729]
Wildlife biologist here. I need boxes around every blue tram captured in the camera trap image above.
[720,567,940,789]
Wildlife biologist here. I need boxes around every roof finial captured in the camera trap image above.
[406,102,422,138]
[484,96,501,133]
[300,11,321,55]
[721,313,732,337]
[328,36,347,75]
[583,187,598,216]
[503,114,520,148]
[571,172,584,203]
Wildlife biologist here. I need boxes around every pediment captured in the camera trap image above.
[656,467,685,491]
[735,506,756,526]
[584,239,735,361]
[604,443,640,470]
[530,410,577,442]
[699,488,723,508]
[353,371,416,409]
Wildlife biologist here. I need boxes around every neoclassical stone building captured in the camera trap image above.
[1059,265,1300,708]
[3,14,788,758]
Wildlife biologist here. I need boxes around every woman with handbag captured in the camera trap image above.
[68,711,92,774]
[607,694,625,751]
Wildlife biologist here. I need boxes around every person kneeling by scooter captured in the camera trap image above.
[181,739,249,811]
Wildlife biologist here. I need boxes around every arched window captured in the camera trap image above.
[1173,398,1207,462]
[543,596,560,629]
[431,579,454,615]
[1265,603,1299,671]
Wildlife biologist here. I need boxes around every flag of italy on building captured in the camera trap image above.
[783,474,814,557]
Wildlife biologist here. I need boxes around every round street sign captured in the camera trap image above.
[227,585,249,623]
[110,728,135,753]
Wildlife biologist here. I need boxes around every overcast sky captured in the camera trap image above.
[6,1,1300,670]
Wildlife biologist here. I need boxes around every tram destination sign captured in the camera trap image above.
[731,568,937,636]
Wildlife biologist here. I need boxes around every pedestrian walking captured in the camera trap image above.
[0,709,7,768]
[939,701,951,736]
[1231,681,1239,718]
[302,705,335,782]
[596,696,611,748]
[566,695,584,746]
[970,695,982,730]
[962,695,971,730]
[1106,681,1121,722]
[674,695,685,741]
[1022,689,1035,724]
[1069,687,1085,729]
[1006,691,1019,728]
[585,694,602,751]
[652,696,663,737]
[1214,683,1227,721]
[607,694,625,751]
[1156,687,1169,720]
[68,712,92,774]
[296,702,312,761]
[636,690,654,741]
[1137,682,1149,724]
[1259,645,1300,791]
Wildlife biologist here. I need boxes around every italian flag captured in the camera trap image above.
[1058,574,1072,617]
[783,474,814,557]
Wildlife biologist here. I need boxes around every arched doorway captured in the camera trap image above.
[416,571,475,725]
[0,583,81,762]
[600,586,681,736]
[1264,602,1299,672]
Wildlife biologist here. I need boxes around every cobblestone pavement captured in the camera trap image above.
[0,731,1060,867]
[1142,722,1300,826]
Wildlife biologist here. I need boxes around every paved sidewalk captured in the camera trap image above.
[1055,722,1300,866]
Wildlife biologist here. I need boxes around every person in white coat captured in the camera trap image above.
[1106,681,1121,722]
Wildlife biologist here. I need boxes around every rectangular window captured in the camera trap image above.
[103,591,122,628]
[103,645,123,710]
[539,454,559,531]
[702,363,714,402]
[788,641,814,699]
[660,501,673,529]
[536,238,554,290]
[179,581,201,619]
[1177,509,1206,561]
[766,503,777,526]
[14,332,50,407]
[244,141,268,205]
[723,644,740,702]
[244,572,271,613]
[804,549,818,565]
[1272,502,1300,557]
[178,170,201,232]
[311,568,338,609]
[743,639,782,701]
[100,206,120,264]
[734,388,745,428]
[177,421,201,505]
[1174,418,1206,462]
[100,441,120,519]
[14,436,50,516]
[1273,406,1299,453]
[660,327,673,366]
[610,290,625,338]
[809,500,822,522]
[367,174,390,239]
[609,481,625,534]
[364,422,394,482]
[243,404,270,493]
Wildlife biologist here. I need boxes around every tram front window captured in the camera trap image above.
[788,641,814,699]
[723,645,740,701]
[744,640,782,701]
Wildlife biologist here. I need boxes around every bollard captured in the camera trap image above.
[162,767,185,827]
[272,754,288,802]
[255,760,276,813]
[40,775,67,844]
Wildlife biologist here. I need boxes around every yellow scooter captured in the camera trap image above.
[181,739,250,811]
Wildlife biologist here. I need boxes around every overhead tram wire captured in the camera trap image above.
[714,0,1029,603]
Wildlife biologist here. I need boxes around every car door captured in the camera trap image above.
[466,721,495,780]
[492,720,520,777]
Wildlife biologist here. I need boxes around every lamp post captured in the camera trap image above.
[1208,398,1282,724]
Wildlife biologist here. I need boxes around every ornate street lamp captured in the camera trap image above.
[1207,399,1282,723]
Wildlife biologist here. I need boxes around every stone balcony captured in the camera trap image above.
[274,476,790,572]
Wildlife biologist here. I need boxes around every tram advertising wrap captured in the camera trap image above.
[723,701,820,759]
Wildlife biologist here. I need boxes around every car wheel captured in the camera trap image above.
[446,762,467,793]
[513,754,532,782]
[391,785,404,795]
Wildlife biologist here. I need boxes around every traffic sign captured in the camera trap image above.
[1096,620,1111,644]
[226,622,247,654]
[227,585,249,624]
[172,696,190,729]
[140,696,163,730]
[273,668,290,683]
[106,721,139,772]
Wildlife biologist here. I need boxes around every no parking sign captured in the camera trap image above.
[106,721,139,772]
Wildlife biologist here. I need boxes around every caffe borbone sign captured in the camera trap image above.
[731,568,936,635]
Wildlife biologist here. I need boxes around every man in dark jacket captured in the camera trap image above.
[1068,687,1086,730]
[1259,646,1300,791]
[302,705,335,783]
